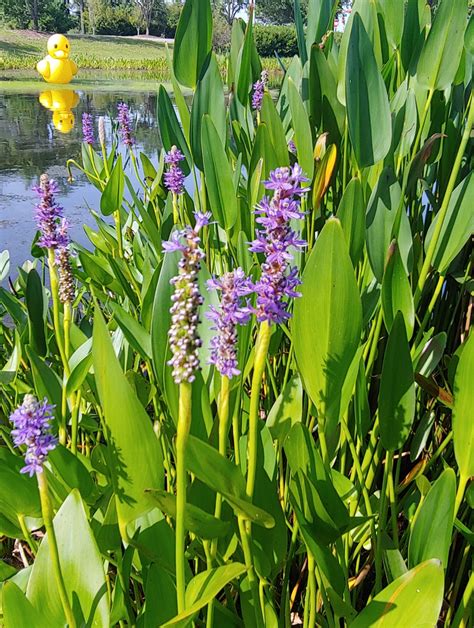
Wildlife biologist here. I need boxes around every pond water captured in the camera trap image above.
[0,86,162,272]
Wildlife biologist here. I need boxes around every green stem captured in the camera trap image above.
[375,450,393,593]
[37,472,76,627]
[175,382,192,614]
[17,513,37,555]
[114,210,124,258]
[237,516,264,628]
[172,192,179,224]
[412,274,444,353]
[415,95,474,305]
[454,474,468,518]
[307,554,317,628]
[451,571,473,628]
[246,321,271,500]
[70,391,81,456]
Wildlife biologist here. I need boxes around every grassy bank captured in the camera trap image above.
[0,29,171,72]
[0,28,285,87]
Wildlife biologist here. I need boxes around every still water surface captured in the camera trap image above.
[0,87,161,271]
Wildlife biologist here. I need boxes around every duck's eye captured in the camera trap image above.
[54,44,58,48]
[66,45,68,48]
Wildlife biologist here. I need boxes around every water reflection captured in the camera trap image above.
[0,88,162,271]
[39,89,79,134]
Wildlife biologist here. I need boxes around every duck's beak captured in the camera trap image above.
[55,50,66,59]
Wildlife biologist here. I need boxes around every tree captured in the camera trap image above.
[212,0,248,25]
[256,0,307,25]
[135,0,154,35]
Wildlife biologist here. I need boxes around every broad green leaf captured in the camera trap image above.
[266,375,303,445]
[143,563,177,627]
[186,435,275,528]
[236,16,255,105]
[190,54,226,171]
[26,269,46,357]
[173,0,212,89]
[165,44,190,141]
[294,0,308,66]
[146,489,230,539]
[417,0,468,91]
[293,218,362,438]
[306,0,335,56]
[379,312,415,451]
[3,582,39,628]
[336,177,365,266]
[366,167,412,282]
[346,13,392,168]
[201,115,238,229]
[27,490,109,627]
[0,449,41,522]
[377,0,404,51]
[425,173,474,275]
[287,78,314,179]
[409,468,456,569]
[92,306,163,533]
[157,85,192,175]
[381,241,414,339]
[351,559,444,627]
[452,330,474,479]
[109,301,152,360]
[100,156,124,216]
[26,346,63,424]
[309,45,345,140]
[260,93,290,167]
[163,563,247,626]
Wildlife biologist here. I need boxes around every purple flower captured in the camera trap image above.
[163,212,211,384]
[164,145,185,195]
[34,174,68,250]
[252,70,269,111]
[82,112,94,145]
[249,164,308,324]
[117,102,134,147]
[9,394,57,476]
[56,219,75,304]
[288,139,296,154]
[206,268,253,378]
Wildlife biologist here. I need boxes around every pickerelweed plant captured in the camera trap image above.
[0,0,473,626]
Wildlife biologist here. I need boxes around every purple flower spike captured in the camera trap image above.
[34,174,66,250]
[117,102,134,147]
[56,219,75,304]
[250,164,308,324]
[288,138,296,154]
[252,70,269,111]
[163,213,210,384]
[206,268,253,378]
[164,145,185,195]
[82,112,94,145]
[9,394,57,476]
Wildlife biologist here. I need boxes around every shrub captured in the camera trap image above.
[254,24,298,58]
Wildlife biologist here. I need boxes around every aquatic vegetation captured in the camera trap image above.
[0,1,473,626]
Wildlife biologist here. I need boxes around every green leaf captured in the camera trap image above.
[351,559,444,627]
[306,0,334,56]
[100,156,124,216]
[190,54,226,171]
[173,0,212,89]
[381,241,415,339]
[294,0,308,66]
[260,93,290,167]
[346,13,392,168]
[186,435,275,528]
[92,306,163,533]
[26,346,63,424]
[366,167,412,282]
[377,0,404,51]
[3,582,39,628]
[452,330,474,479]
[157,85,192,174]
[409,468,456,569]
[201,115,238,230]
[0,449,41,521]
[417,0,468,91]
[293,218,362,439]
[236,16,255,105]
[287,78,314,180]
[379,312,416,451]
[266,375,302,445]
[309,45,345,141]
[336,177,365,267]
[425,173,474,275]
[25,270,46,358]
[27,490,109,627]
[109,301,152,360]
[146,489,230,539]
[163,564,247,626]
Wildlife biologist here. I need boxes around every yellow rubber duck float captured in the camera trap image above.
[36,34,78,84]
[39,89,80,134]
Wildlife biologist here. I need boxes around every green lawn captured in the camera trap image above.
[0,29,172,71]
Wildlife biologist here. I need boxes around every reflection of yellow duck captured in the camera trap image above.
[36,34,78,84]
[39,89,80,134]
